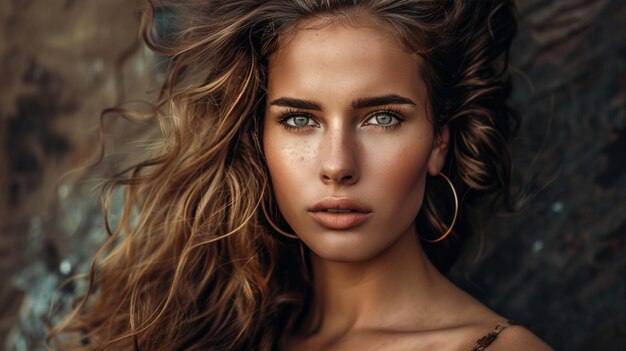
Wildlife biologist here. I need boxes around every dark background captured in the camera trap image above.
[1,0,625,350]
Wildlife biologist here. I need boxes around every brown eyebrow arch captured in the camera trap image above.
[269,97,322,110]
[268,94,416,111]
[352,94,417,109]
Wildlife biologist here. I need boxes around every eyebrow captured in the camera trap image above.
[268,94,417,110]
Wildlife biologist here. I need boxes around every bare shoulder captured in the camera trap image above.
[488,324,554,351]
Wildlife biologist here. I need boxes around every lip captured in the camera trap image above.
[308,197,372,230]
[309,197,372,213]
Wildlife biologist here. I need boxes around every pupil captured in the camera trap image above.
[294,116,308,126]
[376,114,391,124]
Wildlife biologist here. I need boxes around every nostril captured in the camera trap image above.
[324,174,355,184]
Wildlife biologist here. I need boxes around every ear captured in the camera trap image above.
[427,123,450,176]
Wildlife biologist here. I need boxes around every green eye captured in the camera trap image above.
[365,111,402,128]
[278,113,318,131]
[374,114,393,125]
[291,116,311,127]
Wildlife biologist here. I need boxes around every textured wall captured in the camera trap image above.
[449,0,626,349]
[1,0,624,350]
[0,1,155,349]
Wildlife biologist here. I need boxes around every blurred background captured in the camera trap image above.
[1,0,624,350]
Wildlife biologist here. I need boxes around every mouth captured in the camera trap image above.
[320,209,362,213]
[308,197,372,229]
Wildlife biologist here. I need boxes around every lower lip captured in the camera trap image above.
[308,211,372,230]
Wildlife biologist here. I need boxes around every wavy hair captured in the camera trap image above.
[48,1,520,350]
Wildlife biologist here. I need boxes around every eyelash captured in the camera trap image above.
[277,107,405,132]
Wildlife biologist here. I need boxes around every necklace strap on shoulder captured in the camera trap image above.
[469,320,529,351]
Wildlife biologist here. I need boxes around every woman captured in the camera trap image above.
[49,1,553,350]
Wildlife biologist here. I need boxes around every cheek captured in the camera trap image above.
[386,145,428,188]
[365,137,431,215]
[263,135,315,212]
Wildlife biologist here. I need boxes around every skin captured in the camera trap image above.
[263,14,553,351]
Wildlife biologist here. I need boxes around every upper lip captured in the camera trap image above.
[309,197,372,213]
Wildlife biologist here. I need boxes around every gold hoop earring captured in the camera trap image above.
[420,172,459,243]
[261,186,299,240]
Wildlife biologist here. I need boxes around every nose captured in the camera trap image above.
[319,126,360,186]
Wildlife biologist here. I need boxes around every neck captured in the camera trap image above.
[298,225,448,337]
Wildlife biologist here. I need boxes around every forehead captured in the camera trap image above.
[267,16,426,104]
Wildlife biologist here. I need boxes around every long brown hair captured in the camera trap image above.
[48,1,519,350]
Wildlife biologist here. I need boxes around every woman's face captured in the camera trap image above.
[263,16,449,262]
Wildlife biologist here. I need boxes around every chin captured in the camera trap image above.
[303,230,391,263]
